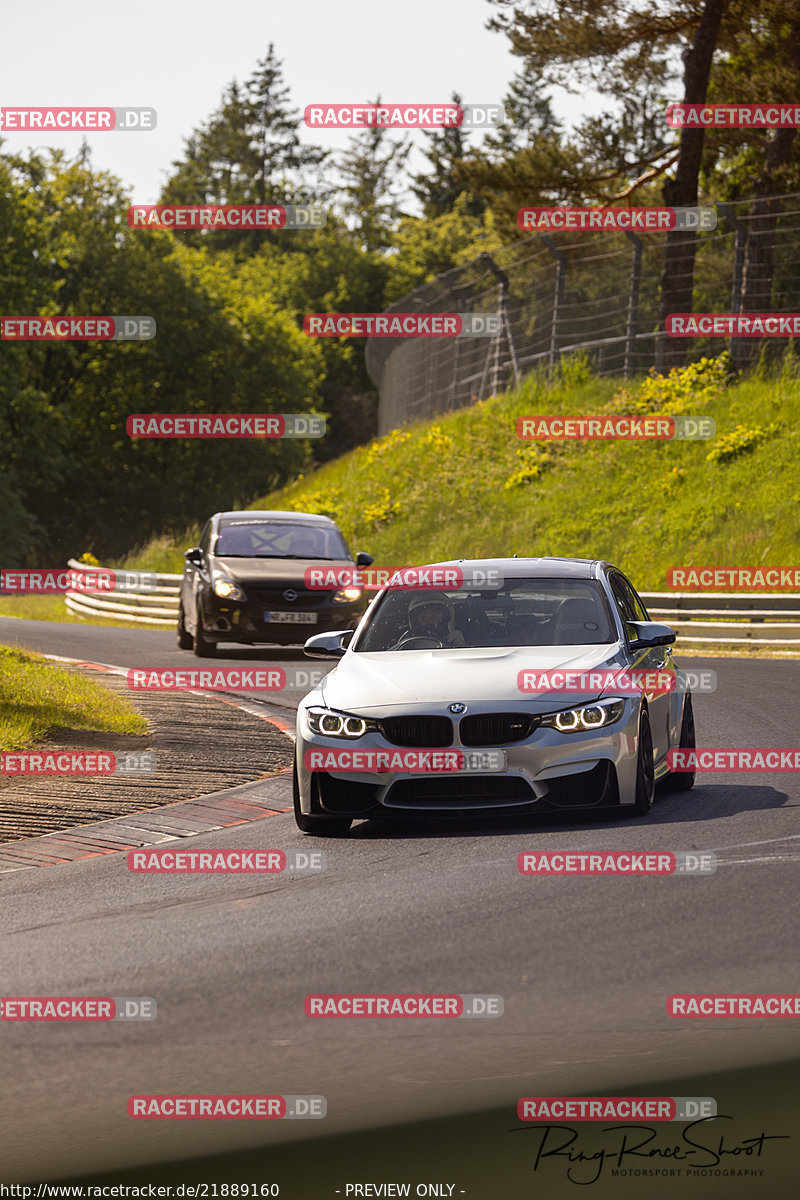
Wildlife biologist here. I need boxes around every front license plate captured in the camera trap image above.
[266,611,318,624]
[460,749,507,772]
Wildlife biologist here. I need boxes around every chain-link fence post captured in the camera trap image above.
[716,202,748,369]
[623,232,643,378]
[538,234,567,367]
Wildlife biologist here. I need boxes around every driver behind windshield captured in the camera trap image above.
[394,592,466,648]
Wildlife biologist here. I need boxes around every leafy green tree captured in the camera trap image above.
[412,92,486,218]
[385,194,503,302]
[0,149,323,561]
[249,219,389,457]
[484,0,729,367]
[336,106,411,251]
[702,0,800,366]
[483,63,560,155]
[161,45,327,253]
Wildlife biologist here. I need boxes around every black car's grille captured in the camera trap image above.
[459,712,539,746]
[378,715,453,747]
[386,776,535,807]
[245,586,331,609]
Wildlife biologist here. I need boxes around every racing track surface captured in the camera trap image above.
[1,618,799,1192]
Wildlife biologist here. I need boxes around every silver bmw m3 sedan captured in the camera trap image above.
[293,557,696,835]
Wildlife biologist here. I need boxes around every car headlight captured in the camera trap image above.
[540,698,626,733]
[212,573,245,601]
[306,707,379,739]
[333,587,362,604]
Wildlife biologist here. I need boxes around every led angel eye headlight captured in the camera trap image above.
[543,699,625,734]
[580,705,606,728]
[555,709,581,731]
[319,713,344,735]
[307,707,376,739]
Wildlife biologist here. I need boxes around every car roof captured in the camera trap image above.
[215,510,339,526]
[425,557,616,580]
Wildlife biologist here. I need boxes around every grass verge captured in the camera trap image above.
[0,645,148,752]
[115,353,800,588]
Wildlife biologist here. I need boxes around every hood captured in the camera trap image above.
[215,556,353,588]
[319,642,627,715]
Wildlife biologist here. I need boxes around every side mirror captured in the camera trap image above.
[303,629,354,660]
[627,620,676,650]
[355,551,374,567]
[184,547,204,566]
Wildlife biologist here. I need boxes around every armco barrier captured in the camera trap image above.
[61,562,800,647]
[64,559,181,625]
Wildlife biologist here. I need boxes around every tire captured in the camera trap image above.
[663,695,696,792]
[293,759,352,836]
[633,706,655,815]
[192,610,217,657]
[177,601,193,650]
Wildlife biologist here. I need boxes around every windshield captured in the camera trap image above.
[214,521,350,560]
[354,579,615,651]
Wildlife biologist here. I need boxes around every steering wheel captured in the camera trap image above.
[392,634,445,650]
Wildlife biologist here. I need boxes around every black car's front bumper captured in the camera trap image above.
[200,589,363,645]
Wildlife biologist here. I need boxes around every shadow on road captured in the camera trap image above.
[338,784,795,841]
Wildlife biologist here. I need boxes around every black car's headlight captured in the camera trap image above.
[306,706,379,739]
[212,572,245,601]
[333,587,362,604]
[540,698,626,733]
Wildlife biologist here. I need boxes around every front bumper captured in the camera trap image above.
[200,593,363,645]
[295,701,641,820]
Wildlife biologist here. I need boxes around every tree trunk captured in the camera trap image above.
[656,0,727,371]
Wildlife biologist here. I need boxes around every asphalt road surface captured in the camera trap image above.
[1,619,799,1193]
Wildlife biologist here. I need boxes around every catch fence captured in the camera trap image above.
[366,192,800,434]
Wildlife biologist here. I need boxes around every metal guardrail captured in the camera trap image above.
[64,559,181,625]
[639,592,800,647]
[63,562,800,647]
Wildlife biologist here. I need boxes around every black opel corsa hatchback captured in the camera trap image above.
[177,510,372,657]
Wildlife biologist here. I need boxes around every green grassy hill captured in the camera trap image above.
[116,352,800,592]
